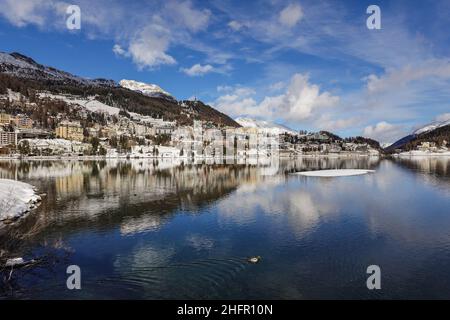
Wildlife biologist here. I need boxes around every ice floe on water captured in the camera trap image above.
[292,169,375,177]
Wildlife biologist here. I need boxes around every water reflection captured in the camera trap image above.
[0,156,382,236]
[0,156,449,299]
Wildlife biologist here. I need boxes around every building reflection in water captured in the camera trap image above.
[0,156,448,239]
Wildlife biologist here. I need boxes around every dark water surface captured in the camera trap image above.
[0,156,449,299]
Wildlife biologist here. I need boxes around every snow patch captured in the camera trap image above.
[84,99,120,115]
[38,92,120,115]
[0,52,38,69]
[0,179,41,222]
[5,258,24,267]
[398,150,450,157]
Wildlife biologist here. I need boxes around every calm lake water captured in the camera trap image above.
[0,156,449,299]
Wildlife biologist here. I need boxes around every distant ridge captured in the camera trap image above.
[235,117,297,135]
[386,119,450,152]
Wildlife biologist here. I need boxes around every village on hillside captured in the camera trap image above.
[0,94,382,159]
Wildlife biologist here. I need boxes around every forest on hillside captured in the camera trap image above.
[0,73,239,128]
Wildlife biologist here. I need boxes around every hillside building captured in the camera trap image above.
[0,128,18,146]
[56,121,84,142]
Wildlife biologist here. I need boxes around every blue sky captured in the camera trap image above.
[0,0,450,143]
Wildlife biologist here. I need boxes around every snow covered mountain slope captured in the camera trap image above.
[37,92,120,116]
[413,118,450,135]
[0,52,116,86]
[386,117,450,152]
[235,117,297,135]
[0,51,240,127]
[120,79,175,101]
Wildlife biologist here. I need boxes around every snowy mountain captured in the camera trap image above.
[119,79,175,101]
[235,117,297,135]
[413,118,450,135]
[386,117,450,152]
[0,51,240,128]
[0,52,116,87]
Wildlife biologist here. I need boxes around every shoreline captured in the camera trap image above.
[4,151,449,161]
[0,153,383,161]
[396,151,450,157]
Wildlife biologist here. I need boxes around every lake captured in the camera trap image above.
[0,156,449,299]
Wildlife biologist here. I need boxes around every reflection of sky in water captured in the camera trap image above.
[0,157,449,299]
[217,159,450,245]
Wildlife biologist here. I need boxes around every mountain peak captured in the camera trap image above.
[9,52,39,66]
[119,79,174,101]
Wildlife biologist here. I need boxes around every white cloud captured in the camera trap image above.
[216,85,255,95]
[0,0,126,32]
[125,25,176,69]
[165,0,210,32]
[365,59,450,94]
[228,20,244,31]
[0,0,67,27]
[315,115,360,132]
[216,1,434,70]
[0,0,218,69]
[211,73,339,123]
[269,81,286,92]
[209,85,263,117]
[233,87,256,97]
[279,3,303,28]
[215,95,260,117]
[435,113,450,122]
[282,74,339,121]
[112,44,126,56]
[363,121,406,144]
[217,85,233,93]
[352,58,450,131]
[180,63,214,76]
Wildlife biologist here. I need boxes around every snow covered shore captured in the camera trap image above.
[292,169,375,177]
[0,179,42,223]
[398,150,450,157]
